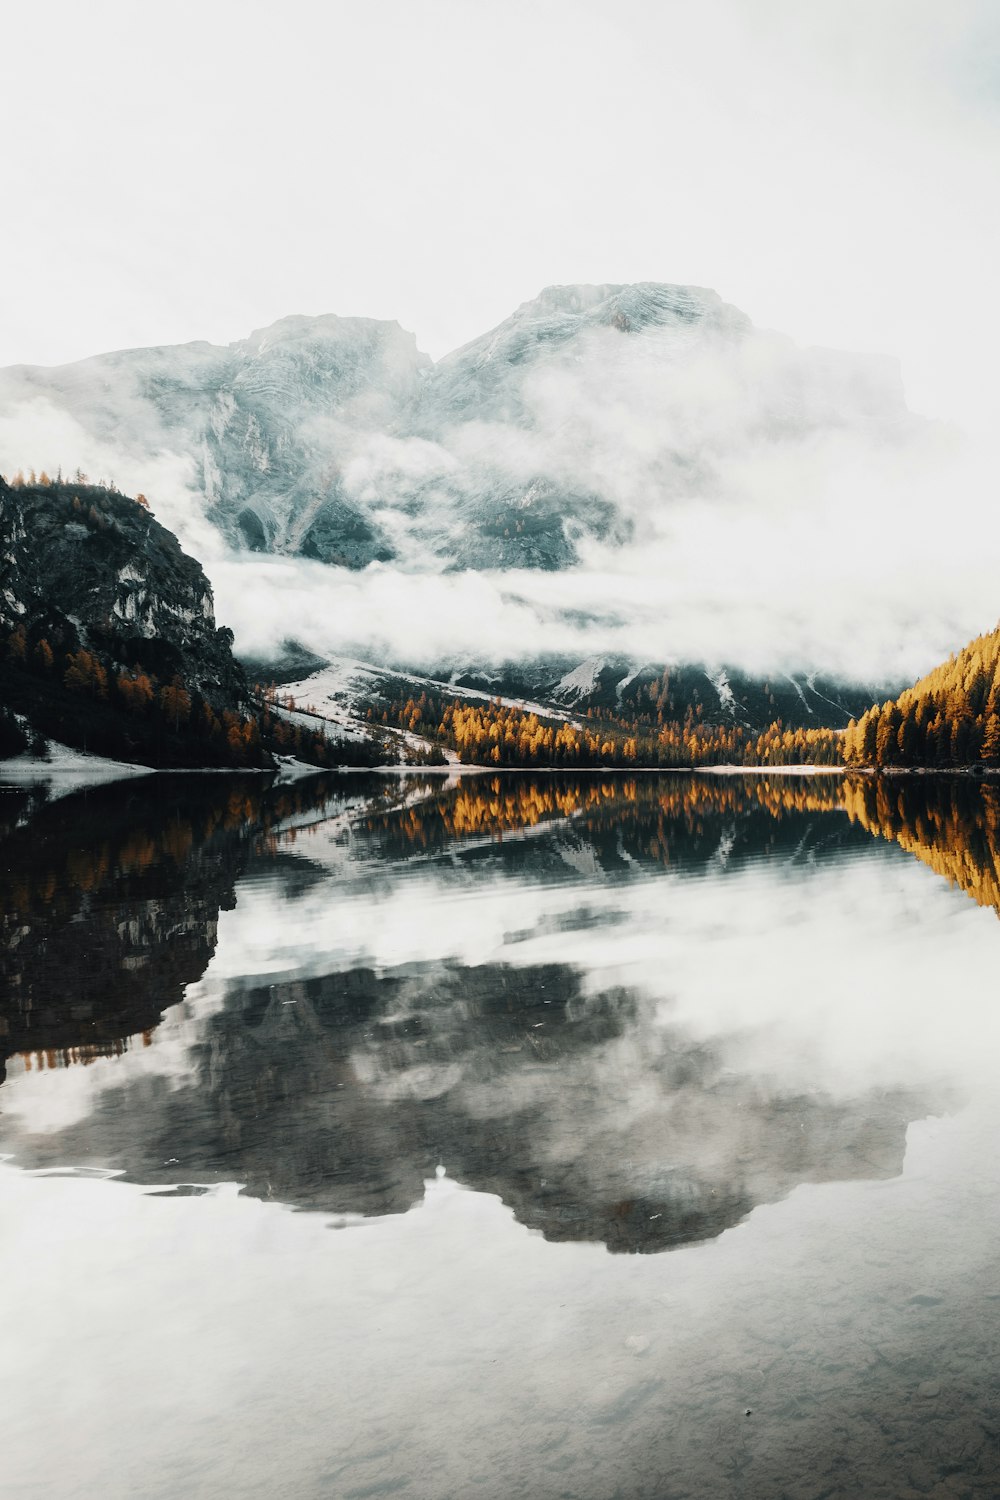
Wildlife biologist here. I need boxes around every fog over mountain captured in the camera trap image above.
[0,283,992,680]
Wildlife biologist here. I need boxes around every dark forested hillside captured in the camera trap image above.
[0,475,385,768]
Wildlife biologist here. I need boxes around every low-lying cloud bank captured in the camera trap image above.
[209,528,991,685]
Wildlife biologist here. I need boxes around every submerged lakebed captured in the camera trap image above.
[1,770,999,1499]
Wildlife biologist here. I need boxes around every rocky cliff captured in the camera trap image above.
[1,477,246,699]
[0,477,263,764]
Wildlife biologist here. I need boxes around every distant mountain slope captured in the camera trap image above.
[267,650,893,773]
[439,653,894,730]
[0,284,917,573]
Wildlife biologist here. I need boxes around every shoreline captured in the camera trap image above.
[696,764,842,777]
[4,754,998,788]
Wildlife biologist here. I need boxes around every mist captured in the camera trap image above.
[1,305,996,683]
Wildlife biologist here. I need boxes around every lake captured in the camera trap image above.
[1,769,999,1499]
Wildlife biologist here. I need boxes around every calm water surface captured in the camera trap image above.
[1,770,999,1499]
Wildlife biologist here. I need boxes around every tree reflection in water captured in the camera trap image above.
[1,768,991,1253]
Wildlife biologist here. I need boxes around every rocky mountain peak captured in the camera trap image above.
[0,285,919,576]
[524,281,750,333]
[238,311,426,356]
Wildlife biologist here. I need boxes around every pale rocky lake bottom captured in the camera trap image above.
[1,771,998,1499]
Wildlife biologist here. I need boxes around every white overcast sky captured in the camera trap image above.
[3,0,1000,431]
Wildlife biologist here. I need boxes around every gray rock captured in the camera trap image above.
[0,478,251,717]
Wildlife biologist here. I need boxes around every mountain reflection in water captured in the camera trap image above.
[2,769,993,1255]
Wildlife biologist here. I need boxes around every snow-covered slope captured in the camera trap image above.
[0,284,915,575]
[551,656,624,705]
[280,659,584,731]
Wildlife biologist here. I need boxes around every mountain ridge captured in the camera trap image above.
[0,283,917,576]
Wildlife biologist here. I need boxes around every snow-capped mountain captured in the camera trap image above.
[0,284,916,574]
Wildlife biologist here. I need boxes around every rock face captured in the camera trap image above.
[0,478,268,767]
[0,285,915,573]
[0,478,247,706]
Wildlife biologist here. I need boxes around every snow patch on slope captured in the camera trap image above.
[784,673,814,717]
[614,663,646,704]
[709,668,737,715]
[551,656,610,704]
